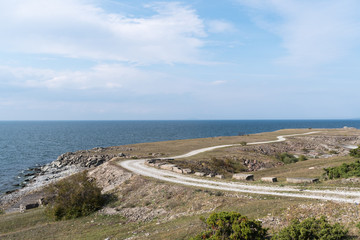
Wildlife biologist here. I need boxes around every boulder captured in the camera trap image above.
[215,175,224,179]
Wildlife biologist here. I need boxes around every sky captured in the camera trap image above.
[0,0,359,120]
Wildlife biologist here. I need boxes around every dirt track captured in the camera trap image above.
[119,132,360,203]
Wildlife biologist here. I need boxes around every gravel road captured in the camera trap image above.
[119,132,360,203]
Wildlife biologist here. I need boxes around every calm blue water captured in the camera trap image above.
[1,120,360,194]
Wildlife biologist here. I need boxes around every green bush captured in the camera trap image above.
[324,160,360,179]
[276,153,298,164]
[298,155,308,161]
[44,171,104,221]
[210,157,246,174]
[272,216,348,240]
[350,146,360,158]
[190,211,268,240]
[240,141,247,146]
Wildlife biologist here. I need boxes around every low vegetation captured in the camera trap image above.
[190,211,268,240]
[275,152,307,164]
[272,216,349,240]
[44,171,104,220]
[350,146,360,158]
[191,212,349,240]
[324,160,360,179]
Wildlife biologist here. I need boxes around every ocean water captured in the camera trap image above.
[1,120,360,194]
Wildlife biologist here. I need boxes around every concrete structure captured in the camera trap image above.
[195,172,206,177]
[261,177,277,182]
[160,164,176,171]
[232,173,254,181]
[172,166,183,174]
[286,178,319,183]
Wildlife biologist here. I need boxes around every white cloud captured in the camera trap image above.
[210,80,227,85]
[0,63,201,96]
[0,0,205,64]
[238,0,360,66]
[207,20,236,33]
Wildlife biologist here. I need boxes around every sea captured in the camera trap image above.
[1,120,360,194]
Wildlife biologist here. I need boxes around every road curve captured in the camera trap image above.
[118,131,360,203]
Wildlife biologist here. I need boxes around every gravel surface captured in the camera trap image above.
[119,132,360,204]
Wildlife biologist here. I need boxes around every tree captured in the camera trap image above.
[350,146,360,158]
[45,171,104,220]
[190,211,268,240]
[272,216,348,240]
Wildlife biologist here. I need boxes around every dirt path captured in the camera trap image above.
[118,132,360,203]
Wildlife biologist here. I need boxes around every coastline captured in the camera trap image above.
[0,148,118,212]
[2,126,360,213]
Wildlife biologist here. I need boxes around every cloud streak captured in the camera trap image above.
[239,0,360,66]
[0,0,205,64]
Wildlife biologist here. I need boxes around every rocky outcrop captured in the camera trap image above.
[50,152,115,169]
[88,162,132,193]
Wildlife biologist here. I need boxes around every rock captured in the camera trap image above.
[261,177,277,182]
[215,175,224,179]
[206,173,215,178]
[195,172,206,177]
[118,152,126,157]
[232,173,254,181]
[286,178,319,183]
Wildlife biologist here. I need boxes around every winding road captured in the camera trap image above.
[118,132,360,204]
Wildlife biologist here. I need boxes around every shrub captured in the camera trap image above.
[210,157,246,174]
[298,155,307,161]
[276,153,298,164]
[240,141,247,146]
[272,216,348,240]
[350,146,360,158]
[190,211,268,240]
[44,171,104,221]
[324,160,360,179]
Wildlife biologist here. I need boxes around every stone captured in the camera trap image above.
[286,178,319,183]
[195,172,206,177]
[182,168,192,174]
[206,173,215,178]
[261,177,277,182]
[215,175,224,179]
[232,173,254,181]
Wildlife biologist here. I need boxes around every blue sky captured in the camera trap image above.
[0,0,359,120]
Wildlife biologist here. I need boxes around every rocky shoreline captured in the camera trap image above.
[0,147,121,212]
